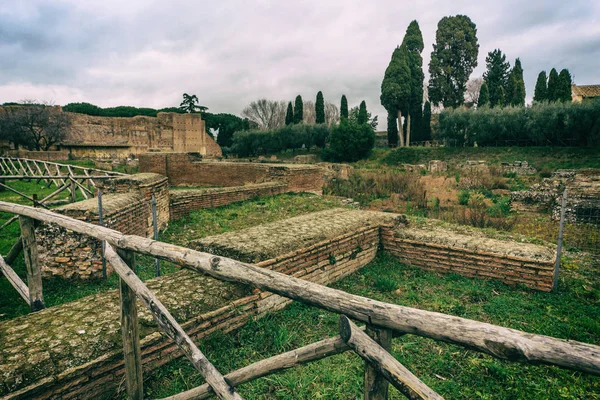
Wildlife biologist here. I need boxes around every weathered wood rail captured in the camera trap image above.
[1,201,599,399]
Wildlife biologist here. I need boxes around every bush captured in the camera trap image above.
[438,100,600,146]
[230,124,330,157]
[458,190,470,205]
[321,120,375,162]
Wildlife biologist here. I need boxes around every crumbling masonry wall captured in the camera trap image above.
[36,173,169,279]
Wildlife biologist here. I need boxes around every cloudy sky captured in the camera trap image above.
[1,0,598,129]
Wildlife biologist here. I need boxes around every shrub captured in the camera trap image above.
[457,190,470,205]
[438,100,600,146]
[230,124,330,157]
[321,120,375,162]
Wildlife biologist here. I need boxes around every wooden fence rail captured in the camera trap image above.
[0,201,599,399]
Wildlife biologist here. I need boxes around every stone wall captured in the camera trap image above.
[139,152,325,192]
[169,182,288,220]
[381,226,556,291]
[35,173,169,279]
[59,112,222,159]
[5,150,70,161]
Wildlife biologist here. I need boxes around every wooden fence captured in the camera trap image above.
[1,201,599,399]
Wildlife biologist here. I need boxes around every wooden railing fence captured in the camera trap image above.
[0,201,599,400]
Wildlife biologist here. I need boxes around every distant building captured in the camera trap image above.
[572,84,600,102]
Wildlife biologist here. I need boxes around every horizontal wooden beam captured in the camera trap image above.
[0,202,599,376]
[340,316,443,400]
[104,244,243,400]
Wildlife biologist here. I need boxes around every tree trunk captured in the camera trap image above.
[406,114,411,147]
[397,110,405,147]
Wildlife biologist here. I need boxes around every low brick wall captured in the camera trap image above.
[169,182,288,220]
[381,226,556,291]
[139,152,325,192]
[36,173,169,279]
[0,212,391,399]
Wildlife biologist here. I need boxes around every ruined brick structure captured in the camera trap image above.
[139,152,326,192]
[36,173,169,279]
[58,111,221,159]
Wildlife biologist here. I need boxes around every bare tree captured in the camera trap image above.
[324,102,340,126]
[0,100,71,151]
[303,101,316,124]
[465,77,483,105]
[241,99,287,130]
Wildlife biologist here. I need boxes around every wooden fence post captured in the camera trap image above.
[70,178,77,203]
[553,189,567,291]
[364,325,393,399]
[19,216,45,311]
[117,248,144,400]
[151,194,161,277]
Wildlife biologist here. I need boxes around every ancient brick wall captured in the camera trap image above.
[139,152,325,192]
[36,173,169,280]
[5,150,70,161]
[169,182,288,220]
[381,226,556,291]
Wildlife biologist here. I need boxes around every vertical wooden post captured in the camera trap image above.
[553,189,567,292]
[19,216,45,312]
[151,194,161,277]
[98,186,107,279]
[364,325,393,400]
[70,178,77,203]
[117,248,144,400]
[32,193,38,208]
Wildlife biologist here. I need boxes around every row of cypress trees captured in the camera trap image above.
[478,50,525,108]
[283,93,357,125]
[533,68,572,103]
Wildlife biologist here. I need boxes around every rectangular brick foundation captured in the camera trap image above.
[381,227,555,291]
[169,182,288,220]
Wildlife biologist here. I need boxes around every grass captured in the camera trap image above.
[0,190,343,321]
[141,252,600,399]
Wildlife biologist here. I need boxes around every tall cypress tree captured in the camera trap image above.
[315,91,325,124]
[387,112,399,147]
[533,71,548,102]
[293,95,303,124]
[557,69,573,102]
[483,49,510,107]
[478,82,490,107]
[402,20,424,145]
[381,45,411,146]
[358,101,368,124]
[510,58,526,106]
[422,101,432,141]
[340,95,349,119]
[285,102,294,125]
[547,68,559,102]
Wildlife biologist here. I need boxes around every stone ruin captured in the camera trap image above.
[511,169,600,223]
[501,160,537,175]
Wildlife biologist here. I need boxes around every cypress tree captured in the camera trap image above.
[285,102,294,125]
[387,112,399,147]
[402,20,424,145]
[547,68,559,102]
[293,95,303,124]
[315,91,325,124]
[478,82,490,107]
[340,95,349,119]
[358,101,368,124]
[496,86,505,108]
[510,58,526,106]
[533,71,548,102]
[380,45,411,146]
[422,101,432,141]
[557,69,573,102]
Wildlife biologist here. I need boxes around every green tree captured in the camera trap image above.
[179,93,207,113]
[422,101,432,141]
[293,95,303,124]
[496,86,505,108]
[380,45,411,146]
[350,104,378,129]
[357,101,368,124]
[315,91,325,124]
[478,82,490,107]
[285,102,294,125]
[508,58,526,106]
[547,68,559,102]
[428,15,479,108]
[533,71,548,102]
[483,49,510,107]
[322,119,375,162]
[557,69,573,102]
[386,112,399,147]
[340,95,349,119]
[203,113,247,148]
[403,20,425,145]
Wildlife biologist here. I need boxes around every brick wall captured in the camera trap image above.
[139,153,325,192]
[1,226,380,399]
[35,173,169,280]
[381,227,555,291]
[170,182,288,220]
